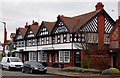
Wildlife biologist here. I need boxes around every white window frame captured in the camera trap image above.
[19,53,22,61]
[55,53,58,62]
[29,52,37,61]
[15,53,19,57]
[46,37,49,44]
[38,51,47,62]
[59,51,70,63]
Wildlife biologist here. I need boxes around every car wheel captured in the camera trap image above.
[22,68,25,73]
[29,69,33,74]
[43,71,46,74]
[1,65,4,70]
[8,66,11,71]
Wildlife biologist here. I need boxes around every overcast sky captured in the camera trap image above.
[0,0,119,43]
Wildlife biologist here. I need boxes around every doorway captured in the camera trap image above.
[74,51,81,67]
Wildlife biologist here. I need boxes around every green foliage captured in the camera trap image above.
[0,53,2,61]
[62,67,101,74]
[102,69,112,75]
[95,57,110,69]
[62,67,82,72]
[102,68,120,75]
[81,56,91,68]
[109,68,120,74]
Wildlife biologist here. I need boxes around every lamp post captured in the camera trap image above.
[1,22,6,57]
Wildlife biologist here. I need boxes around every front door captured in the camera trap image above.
[112,52,117,68]
[74,51,81,67]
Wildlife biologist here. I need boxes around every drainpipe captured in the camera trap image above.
[41,49,42,64]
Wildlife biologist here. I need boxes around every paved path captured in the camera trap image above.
[47,67,100,77]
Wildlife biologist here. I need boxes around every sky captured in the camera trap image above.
[0,0,119,43]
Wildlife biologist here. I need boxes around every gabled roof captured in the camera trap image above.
[10,33,16,38]
[29,24,39,36]
[43,21,56,33]
[57,9,102,33]
[73,9,103,32]
[110,19,120,38]
[14,27,27,40]
[25,22,39,38]
[19,28,27,37]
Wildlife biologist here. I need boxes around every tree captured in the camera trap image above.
[8,42,14,57]
[75,32,98,68]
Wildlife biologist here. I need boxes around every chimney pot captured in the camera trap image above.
[33,20,34,25]
[25,22,29,29]
[26,22,28,26]
[16,28,18,32]
[95,2,104,11]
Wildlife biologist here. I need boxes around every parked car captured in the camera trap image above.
[0,57,23,70]
[22,61,47,74]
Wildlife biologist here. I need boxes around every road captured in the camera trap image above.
[1,70,73,78]
[1,70,120,78]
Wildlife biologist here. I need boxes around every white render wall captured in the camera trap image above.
[38,45,53,50]
[26,46,37,51]
[16,47,25,51]
[16,42,83,52]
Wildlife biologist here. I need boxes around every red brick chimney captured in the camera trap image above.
[95,2,104,11]
[25,22,29,29]
[4,28,7,43]
[16,28,18,33]
[32,20,35,25]
[97,2,105,50]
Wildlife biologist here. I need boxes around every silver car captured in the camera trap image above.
[22,61,47,74]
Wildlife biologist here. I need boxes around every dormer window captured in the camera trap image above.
[17,32,23,39]
[55,21,68,34]
[40,27,48,36]
[27,30,34,37]
[58,22,64,26]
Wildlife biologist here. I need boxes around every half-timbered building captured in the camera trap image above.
[36,21,55,66]
[109,16,120,68]
[14,26,27,61]
[24,21,39,61]
[13,2,116,68]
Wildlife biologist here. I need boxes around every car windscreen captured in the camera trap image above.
[29,61,42,67]
[10,58,22,62]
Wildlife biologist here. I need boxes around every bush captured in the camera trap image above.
[102,68,120,75]
[81,56,90,68]
[102,69,112,75]
[62,67,82,72]
[52,63,60,68]
[96,57,110,69]
[81,68,101,74]
[62,67,101,74]
[109,68,120,75]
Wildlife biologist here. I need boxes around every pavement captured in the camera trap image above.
[47,67,102,77]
